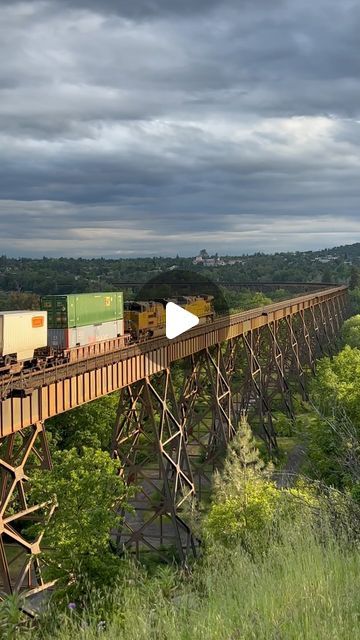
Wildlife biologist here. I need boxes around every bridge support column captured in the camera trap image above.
[0,422,56,604]
[267,320,294,419]
[112,371,196,562]
[112,346,238,557]
[242,330,277,451]
[298,309,316,373]
[284,316,307,400]
[180,346,236,500]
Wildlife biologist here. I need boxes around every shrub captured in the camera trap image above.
[342,314,360,348]
[205,476,280,552]
[28,447,132,604]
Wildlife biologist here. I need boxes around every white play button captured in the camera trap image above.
[166,301,199,340]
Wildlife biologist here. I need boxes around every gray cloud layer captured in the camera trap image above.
[1,0,360,256]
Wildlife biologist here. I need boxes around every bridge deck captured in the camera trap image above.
[0,285,347,436]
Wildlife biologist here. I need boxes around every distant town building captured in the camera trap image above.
[192,252,244,267]
[203,258,216,266]
[313,255,339,263]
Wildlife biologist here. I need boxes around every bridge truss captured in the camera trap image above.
[0,286,349,599]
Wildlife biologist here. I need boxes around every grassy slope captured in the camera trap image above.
[37,529,360,640]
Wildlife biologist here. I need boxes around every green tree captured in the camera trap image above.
[349,288,360,314]
[205,418,319,552]
[322,267,333,283]
[46,394,119,452]
[28,447,131,601]
[306,340,360,489]
[204,418,280,552]
[212,417,266,501]
[342,315,360,348]
[305,413,345,487]
[205,480,280,550]
[349,266,360,290]
[311,346,360,424]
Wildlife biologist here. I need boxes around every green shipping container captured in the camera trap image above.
[41,292,124,329]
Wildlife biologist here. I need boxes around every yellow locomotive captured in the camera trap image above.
[124,295,214,340]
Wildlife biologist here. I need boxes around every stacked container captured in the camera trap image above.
[41,292,124,349]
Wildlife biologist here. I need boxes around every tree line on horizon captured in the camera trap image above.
[0,243,359,298]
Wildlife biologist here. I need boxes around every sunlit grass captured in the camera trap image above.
[33,525,360,640]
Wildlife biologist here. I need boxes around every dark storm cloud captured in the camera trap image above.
[0,0,280,18]
[0,0,360,256]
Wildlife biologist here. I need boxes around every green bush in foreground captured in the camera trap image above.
[28,447,131,604]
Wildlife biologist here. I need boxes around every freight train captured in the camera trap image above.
[0,292,214,376]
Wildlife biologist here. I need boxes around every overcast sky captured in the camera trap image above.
[1,0,360,257]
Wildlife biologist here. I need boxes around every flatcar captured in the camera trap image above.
[124,294,214,340]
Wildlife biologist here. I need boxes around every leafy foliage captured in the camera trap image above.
[349,266,360,290]
[28,447,131,602]
[305,326,360,491]
[223,289,273,313]
[204,418,320,553]
[205,479,280,550]
[311,346,360,424]
[46,395,119,452]
[349,287,360,314]
[342,314,360,348]
[273,411,293,436]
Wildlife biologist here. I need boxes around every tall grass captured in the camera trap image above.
[33,523,360,640]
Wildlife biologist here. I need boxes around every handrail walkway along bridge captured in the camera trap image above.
[0,285,349,600]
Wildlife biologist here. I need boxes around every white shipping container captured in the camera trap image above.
[48,319,125,349]
[0,310,48,361]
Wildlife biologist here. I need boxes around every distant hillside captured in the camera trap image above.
[0,242,359,296]
[305,242,360,259]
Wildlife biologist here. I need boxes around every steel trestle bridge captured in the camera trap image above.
[0,285,349,601]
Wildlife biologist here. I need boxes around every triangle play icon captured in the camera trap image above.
[166,301,199,340]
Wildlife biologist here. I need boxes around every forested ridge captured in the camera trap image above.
[1,249,360,638]
[0,240,359,298]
